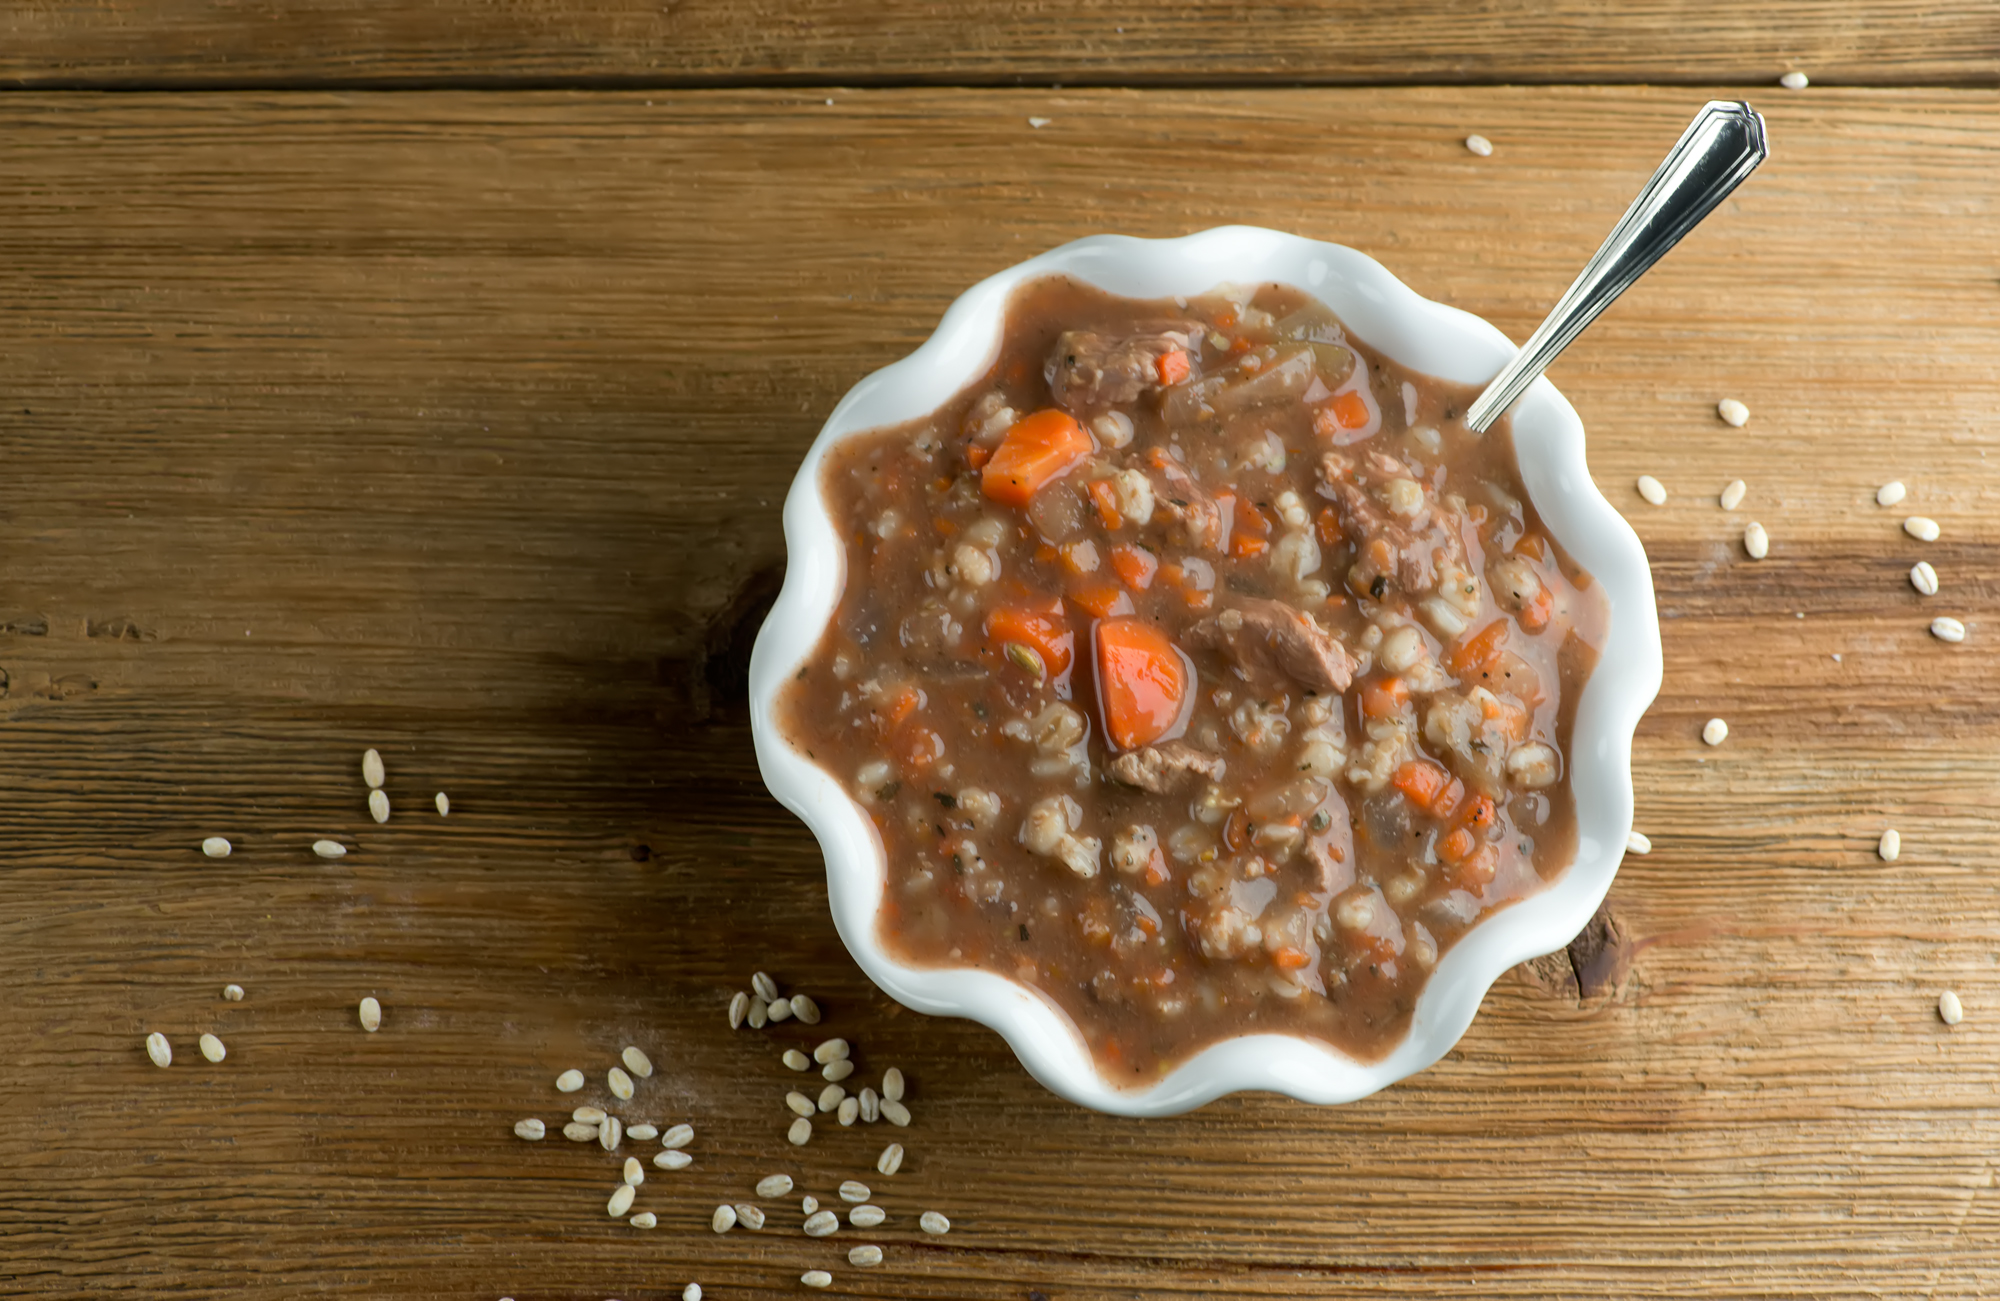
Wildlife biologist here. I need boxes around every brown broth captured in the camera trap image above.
[779,276,1609,1083]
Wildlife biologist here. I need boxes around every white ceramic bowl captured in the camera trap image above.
[748,226,1662,1116]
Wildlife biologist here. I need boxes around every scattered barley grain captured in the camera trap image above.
[660,1123,694,1149]
[145,1032,172,1067]
[362,748,385,789]
[514,1119,546,1141]
[368,789,390,824]
[756,1174,794,1198]
[622,1046,654,1078]
[882,1067,905,1102]
[850,1204,886,1228]
[788,1117,812,1146]
[358,997,382,1032]
[555,1068,585,1092]
[920,1211,951,1235]
[804,1209,839,1237]
[202,837,232,858]
[199,1033,226,1063]
[1719,479,1746,511]
[1717,398,1749,427]
[1940,990,1964,1025]
[1879,829,1901,862]
[712,1204,737,1233]
[607,1184,636,1217]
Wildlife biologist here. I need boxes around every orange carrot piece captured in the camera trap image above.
[1359,676,1410,719]
[1156,349,1192,386]
[980,409,1092,507]
[1392,760,1452,813]
[1086,479,1124,530]
[1316,506,1344,547]
[1230,499,1273,558]
[965,444,992,470]
[1450,620,1510,675]
[986,606,1073,677]
[1329,389,1370,430]
[1068,584,1134,620]
[1272,946,1313,972]
[1438,826,1477,865]
[1094,618,1189,751]
[880,684,924,730]
[1109,543,1158,590]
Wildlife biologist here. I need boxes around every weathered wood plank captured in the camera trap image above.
[1,87,1998,1296]
[2,1,1997,89]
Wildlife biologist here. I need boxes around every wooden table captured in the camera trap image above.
[3,7,1998,1297]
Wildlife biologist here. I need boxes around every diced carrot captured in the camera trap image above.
[1462,795,1498,831]
[1212,307,1238,330]
[1156,349,1192,386]
[1035,543,1059,564]
[1094,617,1189,751]
[1316,505,1344,547]
[1450,844,1499,889]
[1481,692,1532,742]
[1272,946,1313,972]
[1392,760,1451,813]
[966,444,992,470]
[1360,676,1410,720]
[1450,619,1509,674]
[1330,389,1370,430]
[1438,826,1477,865]
[1109,543,1158,590]
[1230,498,1273,559]
[986,606,1073,678]
[1068,584,1134,620]
[980,409,1093,507]
[1087,479,1124,530]
[880,684,923,730]
[934,518,957,537]
[1518,585,1554,633]
[1143,854,1171,887]
[1136,913,1159,938]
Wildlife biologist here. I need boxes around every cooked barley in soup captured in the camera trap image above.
[779,276,1609,1080]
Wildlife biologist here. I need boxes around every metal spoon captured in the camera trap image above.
[1465,100,1769,433]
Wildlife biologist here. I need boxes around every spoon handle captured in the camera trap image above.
[1465,100,1769,433]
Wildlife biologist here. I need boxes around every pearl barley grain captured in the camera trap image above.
[850,1204,886,1228]
[920,1211,951,1235]
[1779,70,1809,89]
[1879,829,1901,862]
[1940,990,1964,1025]
[728,991,749,1029]
[804,1209,840,1237]
[368,788,390,824]
[1905,516,1941,542]
[1626,831,1652,855]
[1717,398,1749,427]
[660,1123,694,1149]
[1743,521,1769,560]
[756,1174,794,1198]
[222,984,245,1001]
[735,1203,765,1230]
[1719,479,1746,511]
[312,840,346,859]
[146,1032,172,1067]
[877,1142,904,1176]
[802,1272,833,1290]
[1931,616,1966,643]
[623,1157,644,1186]
[1877,481,1906,507]
[620,1046,653,1078]
[628,1123,658,1140]
[840,1180,871,1203]
[630,1211,657,1229]
[514,1119,546,1141]
[362,748,385,789]
[434,791,449,815]
[712,1204,737,1233]
[882,1067,905,1102]
[788,1116,813,1145]
[654,1149,692,1170]
[784,1049,810,1071]
[607,1184,636,1218]
[1636,475,1667,505]
[358,997,382,1033]
[1703,718,1729,747]
[555,1068,585,1092]
[849,1245,884,1267]
[1464,134,1493,157]
[881,1098,912,1127]
[608,1066,635,1100]
[199,1033,226,1063]
[202,837,232,858]
[1912,561,1939,596]
[684,1287,702,1301]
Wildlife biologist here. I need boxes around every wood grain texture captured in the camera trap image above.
[2,1,1998,89]
[1,86,1999,1297]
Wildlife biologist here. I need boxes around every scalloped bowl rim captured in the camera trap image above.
[748,226,1662,1116]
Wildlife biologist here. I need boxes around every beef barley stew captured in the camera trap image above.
[780,276,1610,1080]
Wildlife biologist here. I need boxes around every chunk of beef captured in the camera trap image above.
[1186,598,1357,696]
[1107,741,1226,794]
[1145,447,1227,553]
[1045,326,1195,412]
[1320,451,1468,600]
